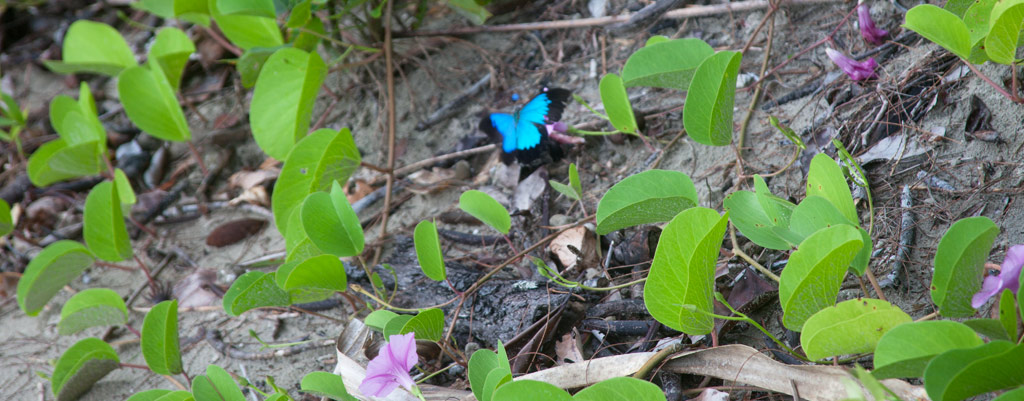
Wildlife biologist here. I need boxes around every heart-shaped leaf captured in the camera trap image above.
[300,181,364,257]
[595,170,698,235]
[923,341,1024,401]
[272,128,360,235]
[873,320,983,379]
[644,207,729,334]
[222,271,291,316]
[275,254,347,303]
[599,73,637,134]
[118,65,191,142]
[469,342,512,401]
[17,240,95,316]
[250,47,326,159]
[806,154,858,224]
[83,180,133,262]
[800,298,911,361]
[210,0,283,50]
[147,27,195,90]
[414,220,446,281]
[191,364,246,401]
[932,216,998,317]
[27,139,99,186]
[903,5,972,59]
[789,196,871,276]
[43,20,136,76]
[400,308,445,342]
[365,310,400,331]
[300,371,357,401]
[621,38,714,91]
[51,338,120,401]
[779,224,862,331]
[983,0,1024,64]
[141,300,182,375]
[459,190,511,234]
[58,288,128,335]
[683,50,741,146]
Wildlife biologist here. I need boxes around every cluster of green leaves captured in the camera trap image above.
[596,36,741,146]
[467,342,667,401]
[587,150,1024,399]
[0,85,28,155]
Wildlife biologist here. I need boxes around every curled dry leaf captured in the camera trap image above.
[205,218,267,247]
[172,269,223,308]
[345,179,374,203]
[228,185,269,207]
[548,226,597,272]
[228,169,279,190]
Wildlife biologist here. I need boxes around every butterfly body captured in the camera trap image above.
[480,88,571,166]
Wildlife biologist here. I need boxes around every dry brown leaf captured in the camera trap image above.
[548,226,597,272]
[206,218,267,247]
[0,272,20,298]
[345,179,375,203]
[554,329,584,365]
[408,167,457,186]
[228,186,269,207]
[228,169,279,190]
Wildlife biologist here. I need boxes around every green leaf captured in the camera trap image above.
[800,298,911,361]
[210,0,283,50]
[250,48,327,159]
[993,387,1024,401]
[963,318,1012,341]
[401,308,444,342]
[414,220,446,281]
[944,0,974,17]
[118,65,192,142]
[383,314,414,337]
[58,288,128,335]
[459,190,511,234]
[769,116,805,149]
[51,83,106,146]
[217,0,276,17]
[963,0,997,48]
[598,73,637,134]
[923,341,1024,401]
[806,154,858,224]
[549,163,582,201]
[932,216,998,317]
[237,47,278,89]
[275,254,347,302]
[0,198,12,237]
[683,50,741,146]
[300,371,357,401]
[191,365,246,401]
[17,240,95,316]
[141,300,182,376]
[984,1,1024,64]
[644,207,729,334]
[447,0,492,25]
[573,376,667,401]
[43,20,136,76]
[596,170,698,235]
[113,168,137,207]
[492,380,571,401]
[286,0,312,28]
[84,180,133,262]
[903,5,972,59]
[51,338,119,401]
[272,128,361,235]
[300,182,364,257]
[999,289,1018,341]
[27,137,103,187]
[789,196,871,276]
[873,321,983,379]
[174,0,212,26]
[723,190,797,250]
[291,9,324,52]
[621,38,714,91]
[779,225,862,331]
[469,342,511,401]
[365,309,399,331]
[147,27,195,91]
[223,271,291,316]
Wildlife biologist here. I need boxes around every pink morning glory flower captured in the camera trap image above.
[546,122,584,145]
[858,4,888,45]
[826,48,878,81]
[972,245,1024,308]
[359,332,419,397]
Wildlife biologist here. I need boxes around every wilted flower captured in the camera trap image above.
[972,245,1024,308]
[858,4,888,45]
[546,122,585,145]
[826,48,878,81]
[360,333,420,398]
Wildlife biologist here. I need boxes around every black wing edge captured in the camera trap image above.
[542,88,572,123]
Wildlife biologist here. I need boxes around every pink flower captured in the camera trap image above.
[858,4,888,45]
[826,48,878,81]
[359,333,419,397]
[972,245,1024,308]
[546,122,584,145]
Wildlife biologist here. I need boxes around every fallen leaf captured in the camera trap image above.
[173,269,222,308]
[548,226,597,272]
[512,168,547,212]
[555,329,585,365]
[345,179,374,203]
[206,218,267,247]
[228,169,279,190]
[228,186,269,207]
[692,388,729,401]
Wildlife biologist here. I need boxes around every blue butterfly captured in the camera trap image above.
[479,88,571,165]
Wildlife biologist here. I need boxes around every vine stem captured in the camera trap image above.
[378,0,397,243]
[963,61,1023,104]
[730,224,780,282]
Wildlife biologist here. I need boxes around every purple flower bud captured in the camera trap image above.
[826,48,878,81]
[858,4,888,45]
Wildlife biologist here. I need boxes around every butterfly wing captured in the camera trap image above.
[479,88,572,166]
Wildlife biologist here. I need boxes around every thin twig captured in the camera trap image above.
[379,0,398,241]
